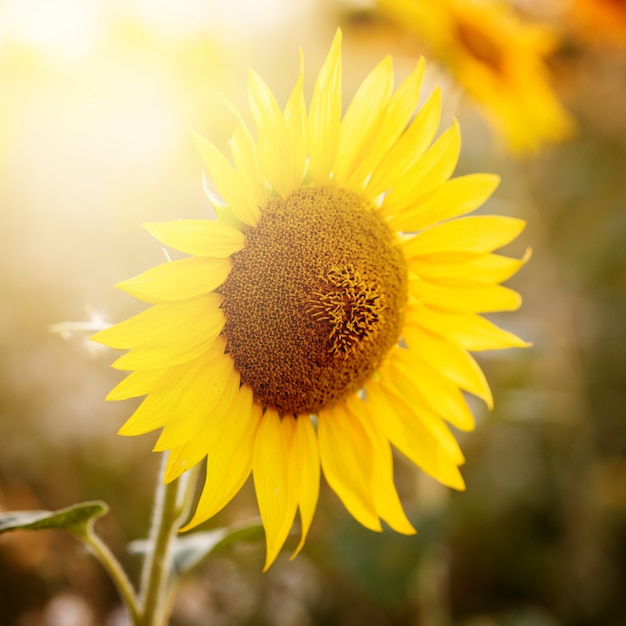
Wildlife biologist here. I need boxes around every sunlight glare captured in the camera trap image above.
[0,0,103,65]
[130,0,313,39]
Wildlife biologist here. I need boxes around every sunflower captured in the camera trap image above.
[569,0,626,47]
[93,29,528,570]
[378,0,574,153]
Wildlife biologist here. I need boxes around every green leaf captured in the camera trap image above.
[128,518,265,574]
[177,518,266,572]
[0,501,109,537]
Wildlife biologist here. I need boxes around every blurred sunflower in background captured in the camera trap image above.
[569,0,626,47]
[378,0,575,154]
[93,29,527,570]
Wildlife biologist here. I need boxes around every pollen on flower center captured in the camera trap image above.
[307,264,385,358]
[220,186,408,416]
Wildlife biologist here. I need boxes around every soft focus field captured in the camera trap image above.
[1,1,626,625]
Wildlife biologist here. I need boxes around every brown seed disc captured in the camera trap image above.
[220,186,407,415]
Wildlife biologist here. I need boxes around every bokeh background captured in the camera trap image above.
[1,0,626,624]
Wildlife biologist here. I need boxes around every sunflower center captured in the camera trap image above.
[456,19,505,73]
[220,186,407,416]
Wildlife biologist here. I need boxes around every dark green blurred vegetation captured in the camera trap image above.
[1,2,626,625]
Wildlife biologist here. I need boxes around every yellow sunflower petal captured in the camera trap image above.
[384,354,475,432]
[116,348,217,437]
[308,29,342,183]
[403,325,492,410]
[407,304,529,351]
[363,383,413,463]
[380,119,461,217]
[365,86,441,199]
[117,381,181,436]
[191,130,261,226]
[284,49,308,192]
[346,396,416,535]
[318,404,382,532]
[253,410,299,571]
[106,368,165,401]
[348,58,425,192]
[365,380,466,490]
[409,248,531,286]
[403,215,526,258]
[162,364,242,482]
[180,385,262,528]
[153,356,238,451]
[143,220,245,258]
[116,257,232,303]
[390,173,500,232]
[108,294,225,370]
[405,396,466,466]
[92,295,222,351]
[290,416,320,559]
[413,280,522,313]
[383,377,467,467]
[229,117,267,209]
[333,56,394,188]
[247,68,292,197]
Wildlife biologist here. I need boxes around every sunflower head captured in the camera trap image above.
[571,0,626,46]
[378,0,575,153]
[93,29,528,570]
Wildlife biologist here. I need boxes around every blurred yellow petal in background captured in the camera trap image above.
[569,0,626,47]
[378,0,575,154]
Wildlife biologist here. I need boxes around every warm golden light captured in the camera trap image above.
[0,0,103,65]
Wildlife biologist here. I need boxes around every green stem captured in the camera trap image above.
[84,528,141,626]
[139,455,197,626]
[163,464,201,619]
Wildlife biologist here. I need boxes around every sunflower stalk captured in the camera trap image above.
[83,526,141,626]
[138,454,197,626]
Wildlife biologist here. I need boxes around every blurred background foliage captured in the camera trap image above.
[1,0,625,624]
